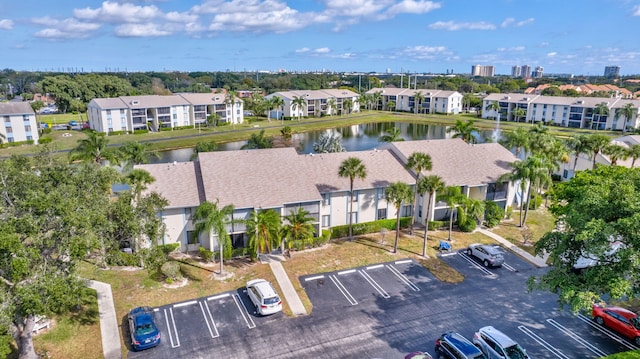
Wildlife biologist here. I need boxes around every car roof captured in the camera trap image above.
[445,332,481,355]
[247,279,278,297]
[129,307,154,323]
[479,326,517,347]
[606,306,638,319]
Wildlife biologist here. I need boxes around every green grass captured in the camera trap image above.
[487,208,556,256]
[601,351,640,359]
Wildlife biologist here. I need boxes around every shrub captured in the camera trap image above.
[484,201,505,228]
[459,218,477,232]
[159,243,180,255]
[330,217,411,239]
[529,194,543,210]
[159,127,172,132]
[39,137,53,144]
[427,220,446,231]
[160,261,181,280]
[105,250,139,267]
[109,131,125,136]
[199,246,214,262]
[133,129,148,135]
[505,206,513,219]
[42,128,52,134]
[311,229,331,247]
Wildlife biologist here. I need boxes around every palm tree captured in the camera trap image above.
[343,98,353,116]
[511,107,526,123]
[385,100,395,111]
[565,134,590,173]
[405,152,433,235]
[271,96,285,123]
[593,102,610,129]
[338,157,367,240]
[447,119,477,144]
[520,155,554,227]
[499,160,529,227]
[627,144,640,167]
[0,132,5,147]
[527,124,554,156]
[500,127,529,157]
[441,186,466,240]
[379,127,404,142]
[69,131,120,165]
[385,181,413,253]
[616,103,637,132]
[487,101,502,140]
[372,91,382,110]
[291,95,306,122]
[584,134,612,169]
[416,175,445,256]
[327,97,337,116]
[225,91,239,124]
[602,143,629,166]
[119,141,159,169]
[313,131,345,153]
[282,208,315,252]
[190,140,218,160]
[358,94,369,111]
[242,129,273,149]
[245,208,281,259]
[125,168,155,203]
[206,113,221,128]
[193,200,235,274]
[265,97,274,123]
[413,91,425,114]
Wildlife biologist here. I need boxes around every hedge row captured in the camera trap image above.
[330,218,412,239]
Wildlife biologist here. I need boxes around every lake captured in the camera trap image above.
[151,122,498,164]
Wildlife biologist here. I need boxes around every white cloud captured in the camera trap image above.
[208,7,310,33]
[0,19,14,30]
[516,18,534,26]
[74,1,162,23]
[547,52,557,57]
[314,47,331,53]
[400,45,453,60]
[501,17,534,27]
[295,47,311,53]
[33,17,101,39]
[384,0,441,18]
[497,46,525,52]
[428,21,496,31]
[115,23,171,37]
[633,5,640,16]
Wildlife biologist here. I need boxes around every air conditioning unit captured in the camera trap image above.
[131,100,139,105]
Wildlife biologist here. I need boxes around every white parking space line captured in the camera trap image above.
[547,319,608,357]
[173,300,197,308]
[366,264,384,270]
[304,275,325,281]
[457,252,496,277]
[163,308,180,348]
[439,252,457,257]
[329,274,358,305]
[518,325,569,359]
[199,301,220,339]
[386,264,420,292]
[577,314,640,350]
[502,263,517,272]
[337,269,356,275]
[207,293,230,301]
[394,259,412,265]
[232,294,256,329]
[358,270,390,299]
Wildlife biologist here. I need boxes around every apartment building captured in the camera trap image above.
[135,138,518,253]
[0,102,39,144]
[557,135,640,180]
[87,93,243,133]
[365,88,463,114]
[471,65,495,77]
[264,89,360,119]
[482,93,640,131]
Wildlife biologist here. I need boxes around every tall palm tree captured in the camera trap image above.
[627,144,640,167]
[379,127,404,142]
[241,129,273,149]
[69,131,120,165]
[499,160,529,227]
[193,200,235,274]
[385,181,413,253]
[602,143,629,166]
[405,152,433,235]
[511,107,526,123]
[327,97,337,116]
[441,186,466,240]
[413,91,425,114]
[447,119,477,144]
[385,100,395,111]
[487,101,502,140]
[245,208,281,259]
[343,98,353,116]
[584,134,612,169]
[372,91,382,110]
[119,141,159,169]
[527,124,554,156]
[282,208,315,252]
[225,91,239,124]
[593,102,610,129]
[500,127,529,157]
[616,103,637,132]
[206,113,221,128]
[565,134,590,173]
[520,155,553,227]
[291,95,307,122]
[0,132,6,147]
[265,97,274,123]
[338,157,367,240]
[416,175,445,256]
[358,94,369,111]
[271,96,285,123]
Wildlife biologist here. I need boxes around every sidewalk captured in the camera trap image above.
[260,254,308,316]
[477,228,548,267]
[87,280,122,359]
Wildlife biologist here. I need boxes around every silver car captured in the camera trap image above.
[467,244,504,267]
[473,326,529,359]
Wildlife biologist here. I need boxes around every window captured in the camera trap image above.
[322,215,330,227]
[418,205,422,218]
[24,125,31,132]
[106,109,111,115]
[120,109,125,115]
[350,212,358,224]
[351,191,358,202]
[27,136,33,141]
[186,230,197,244]
[322,194,330,206]
[185,207,193,220]
[5,127,12,133]
[377,188,385,200]
[377,208,387,220]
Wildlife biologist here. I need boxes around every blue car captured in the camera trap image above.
[127,306,160,351]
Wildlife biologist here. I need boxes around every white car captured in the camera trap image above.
[246,279,282,315]
[467,243,504,267]
[473,326,529,359]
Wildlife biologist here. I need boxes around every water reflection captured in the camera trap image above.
[151,122,496,164]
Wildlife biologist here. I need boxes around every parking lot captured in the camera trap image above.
[128,249,638,358]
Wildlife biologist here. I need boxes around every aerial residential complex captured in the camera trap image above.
[135,138,517,253]
[0,102,39,144]
[482,93,640,131]
[264,89,361,118]
[365,88,463,114]
[87,93,244,133]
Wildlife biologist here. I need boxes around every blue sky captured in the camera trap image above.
[1,0,639,75]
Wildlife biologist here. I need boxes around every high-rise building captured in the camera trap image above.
[604,66,620,78]
[532,66,544,78]
[511,65,522,77]
[471,65,495,77]
[522,65,531,78]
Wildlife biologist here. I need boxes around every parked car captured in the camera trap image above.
[405,351,433,359]
[473,326,529,359]
[467,244,505,267]
[436,331,486,359]
[127,306,161,351]
[246,279,282,315]
[592,304,640,345]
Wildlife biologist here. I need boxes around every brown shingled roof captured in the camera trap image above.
[135,161,204,209]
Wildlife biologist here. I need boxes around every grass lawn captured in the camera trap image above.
[602,351,640,359]
[487,208,556,256]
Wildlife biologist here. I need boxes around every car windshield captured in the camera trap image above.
[135,323,155,336]
[632,317,640,330]
[505,345,527,359]
[486,247,503,255]
[264,296,280,305]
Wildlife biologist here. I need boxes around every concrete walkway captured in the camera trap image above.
[478,228,548,267]
[87,280,122,359]
[261,254,308,316]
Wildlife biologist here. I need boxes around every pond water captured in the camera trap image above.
[151,122,498,164]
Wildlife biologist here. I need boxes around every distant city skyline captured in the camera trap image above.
[1,0,640,75]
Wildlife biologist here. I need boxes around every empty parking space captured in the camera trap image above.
[439,246,535,279]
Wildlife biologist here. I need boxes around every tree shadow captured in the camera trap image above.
[67,287,100,326]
